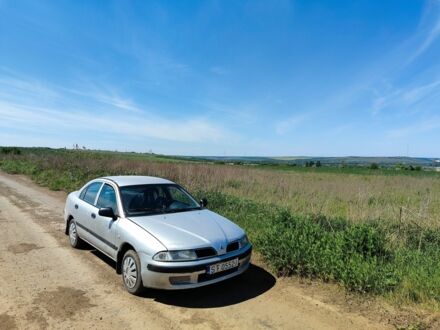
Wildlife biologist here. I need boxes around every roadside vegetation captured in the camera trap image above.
[1,147,440,309]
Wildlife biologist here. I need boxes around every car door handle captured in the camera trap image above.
[74,204,78,209]
[91,213,96,219]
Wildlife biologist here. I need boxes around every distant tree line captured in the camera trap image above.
[368,162,422,171]
[394,163,422,171]
[0,147,21,155]
[304,160,322,167]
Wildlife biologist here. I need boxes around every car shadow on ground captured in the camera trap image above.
[89,248,117,266]
[88,247,276,308]
[143,263,276,308]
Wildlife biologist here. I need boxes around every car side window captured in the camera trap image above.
[79,187,87,200]
[82,182,103,205]
[96,184,117,213]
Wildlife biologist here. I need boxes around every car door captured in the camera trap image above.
[75,181,103,244]
[94,183,119,259]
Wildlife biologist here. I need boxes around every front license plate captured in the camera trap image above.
[207,258,239,275]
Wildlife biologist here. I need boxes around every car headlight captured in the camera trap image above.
[238,235,249,248]
[153,250,198,262]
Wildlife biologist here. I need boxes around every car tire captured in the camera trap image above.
[122,250,144,295]
[68,220,84,248]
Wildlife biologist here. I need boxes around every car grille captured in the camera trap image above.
[226,241,239,253]
[195,247,217,258]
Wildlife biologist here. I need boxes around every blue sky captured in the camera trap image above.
[0,0,439,157]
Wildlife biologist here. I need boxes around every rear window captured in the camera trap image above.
[82,182,102,205]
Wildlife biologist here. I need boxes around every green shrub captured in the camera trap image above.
[252,209,398,293]
[393,248,440,305]
[203,191,439,299]
[342,224,389,259]
[0,159,37,174]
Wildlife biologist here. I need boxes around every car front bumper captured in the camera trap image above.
[141,245,252,290]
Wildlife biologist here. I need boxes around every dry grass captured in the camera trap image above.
[4,150,439,227]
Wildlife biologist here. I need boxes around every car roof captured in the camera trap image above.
[101,175,175,187]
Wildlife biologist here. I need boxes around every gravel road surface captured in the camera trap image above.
[0,172,390,330]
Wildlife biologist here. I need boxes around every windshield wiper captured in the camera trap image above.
[164,207,201,214]
[127,208,163,216]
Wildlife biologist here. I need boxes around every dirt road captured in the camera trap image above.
[0,172,391,330]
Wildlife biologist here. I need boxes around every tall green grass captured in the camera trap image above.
[204,192,440,305]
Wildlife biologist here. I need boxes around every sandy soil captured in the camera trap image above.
[0,171,402,329]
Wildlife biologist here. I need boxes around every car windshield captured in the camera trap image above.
[120,184,201,217]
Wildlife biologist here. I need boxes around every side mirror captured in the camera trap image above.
[200,198,208,208]
[98,207,117,220]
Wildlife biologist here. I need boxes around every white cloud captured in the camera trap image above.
[85,91,142,114]
[372,80,440,115]
[0,99,233,143]
[275,113,309,135]
[0,74,58,100]
[198,99,259,125]
[406,0,440,64]
[387,116,440,138]
[0,72,235,144]
[55,89,137,114]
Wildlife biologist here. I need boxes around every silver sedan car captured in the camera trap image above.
[64,176,252,294]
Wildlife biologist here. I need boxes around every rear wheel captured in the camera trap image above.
[122,250,144,295]
[68,220,84,248]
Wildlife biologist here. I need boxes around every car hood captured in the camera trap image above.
[128,209,245,253]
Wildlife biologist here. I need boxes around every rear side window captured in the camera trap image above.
[96,184,117,213]
[79,188,87,200]
[82,182,102,205]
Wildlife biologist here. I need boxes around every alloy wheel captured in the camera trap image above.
[69,222,78,246]
[123,256,137,289]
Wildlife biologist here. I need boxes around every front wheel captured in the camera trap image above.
[122,250,144,295]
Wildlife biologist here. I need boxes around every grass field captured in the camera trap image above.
[1,147,440,310]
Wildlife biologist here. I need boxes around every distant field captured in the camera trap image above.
[3,147,437,226]
[1,147,440,310]
[179,154,439,168]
